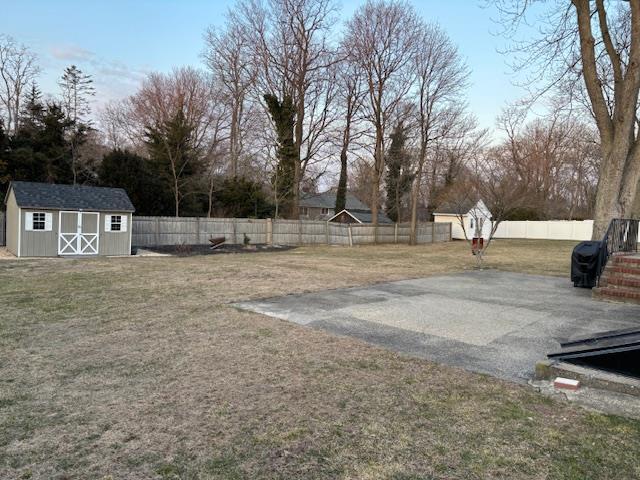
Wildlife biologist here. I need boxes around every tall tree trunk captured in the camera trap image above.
[336,147,348,213]
[409,154,426,245]
[591,142,640,239]
[572,0,640,239]
[174,177,180,217]
[207,177,214,218]
[293,90,304,220]
[632,179,640,218]
[371,129,384,237]
[230,103,239,177]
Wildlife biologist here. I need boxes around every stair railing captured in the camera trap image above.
[596,218,640,284]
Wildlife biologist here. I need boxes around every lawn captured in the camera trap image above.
[1,240,639,479]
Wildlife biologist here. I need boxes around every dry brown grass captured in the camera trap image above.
[1,240,639,479]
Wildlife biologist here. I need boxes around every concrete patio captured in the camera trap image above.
[236,270,640,383]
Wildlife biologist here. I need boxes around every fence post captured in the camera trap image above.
[325,221,330,245]
[394,223,398,243]
[267,218,273,245]
[449,222,452,241]
[155,217,160,246]
[196,217,201,244]
[431,222,436,243]
[348,224,353,247]
[233,218,237,244]
[298,219,303,245]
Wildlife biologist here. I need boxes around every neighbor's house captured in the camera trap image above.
[299,190,367,220]
[433,199,492,240]
[299,190,393,224]
[4,181,135,257]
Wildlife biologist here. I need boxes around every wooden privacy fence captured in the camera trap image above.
[132,216,452,247]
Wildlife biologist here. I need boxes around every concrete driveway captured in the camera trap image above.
[236,271,640,383]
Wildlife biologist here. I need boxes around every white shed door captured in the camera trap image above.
[58,211,99,255]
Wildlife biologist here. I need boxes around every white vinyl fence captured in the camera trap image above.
[493,220,594,241]
[132,216,452,247]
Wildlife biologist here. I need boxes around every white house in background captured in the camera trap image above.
[433,199,493,240]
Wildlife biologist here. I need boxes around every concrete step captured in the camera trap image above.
[593,286,640,305]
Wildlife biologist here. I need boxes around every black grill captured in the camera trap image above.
[571,241,601,288]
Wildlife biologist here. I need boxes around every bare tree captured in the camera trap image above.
[204,15,257,177]
[241,0,339,218]
[344,0,422,229]
[493,105,600,219]
[204,105,231,217]
[493,0,640,239]
[129,67,216,153]
[335,56,366,213]
[0,35,39,135]
[409,23,470,244]
[445,153,530,266]
[126,67,223,216]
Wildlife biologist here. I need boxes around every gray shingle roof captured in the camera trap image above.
[330,209,394,224]
[8,181,135,212]
[348,210,394,224]
[433,199,476,215]
[299,191,369,210]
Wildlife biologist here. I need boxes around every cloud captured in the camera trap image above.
[44,43,150,106]
[94,59,148,85]
[49,44,95,62]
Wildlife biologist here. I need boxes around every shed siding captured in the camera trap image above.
[99,212,132,256]
[6,190,19,255]
[434,214,466,240]
[20,209,59,257]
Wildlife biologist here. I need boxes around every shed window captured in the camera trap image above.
[104,214,128,232]
[32,212,46,230]
[110,215,122,231]
[321,208,330,215]
[26,212,52,231]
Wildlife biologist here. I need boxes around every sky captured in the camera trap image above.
[0,0,527,131]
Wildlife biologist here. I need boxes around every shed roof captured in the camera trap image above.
[433,199,477,215]
[8,181,135,212]
[300,190,369,210]
[329,209,394,224]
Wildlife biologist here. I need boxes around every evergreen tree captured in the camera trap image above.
[99,148,171,216]
[335,152,348,214]
[213,176,275,218]
[6,101,73,187]
[59,65,96,184]
[264,93,297,219]
[20,82,44,132]
[145,108,200,216]
[59,65,95,124]
[384,122,414,223]
[35,103,75,183]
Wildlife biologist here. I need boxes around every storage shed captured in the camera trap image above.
[4,181,135,257]
[433,199,492,240]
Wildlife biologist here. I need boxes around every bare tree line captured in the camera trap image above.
[4,0,630,238]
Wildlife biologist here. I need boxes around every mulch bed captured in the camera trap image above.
[139,244,297,256]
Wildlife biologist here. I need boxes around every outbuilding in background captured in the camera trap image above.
[433,199,492,240]
[4,181,135,257]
